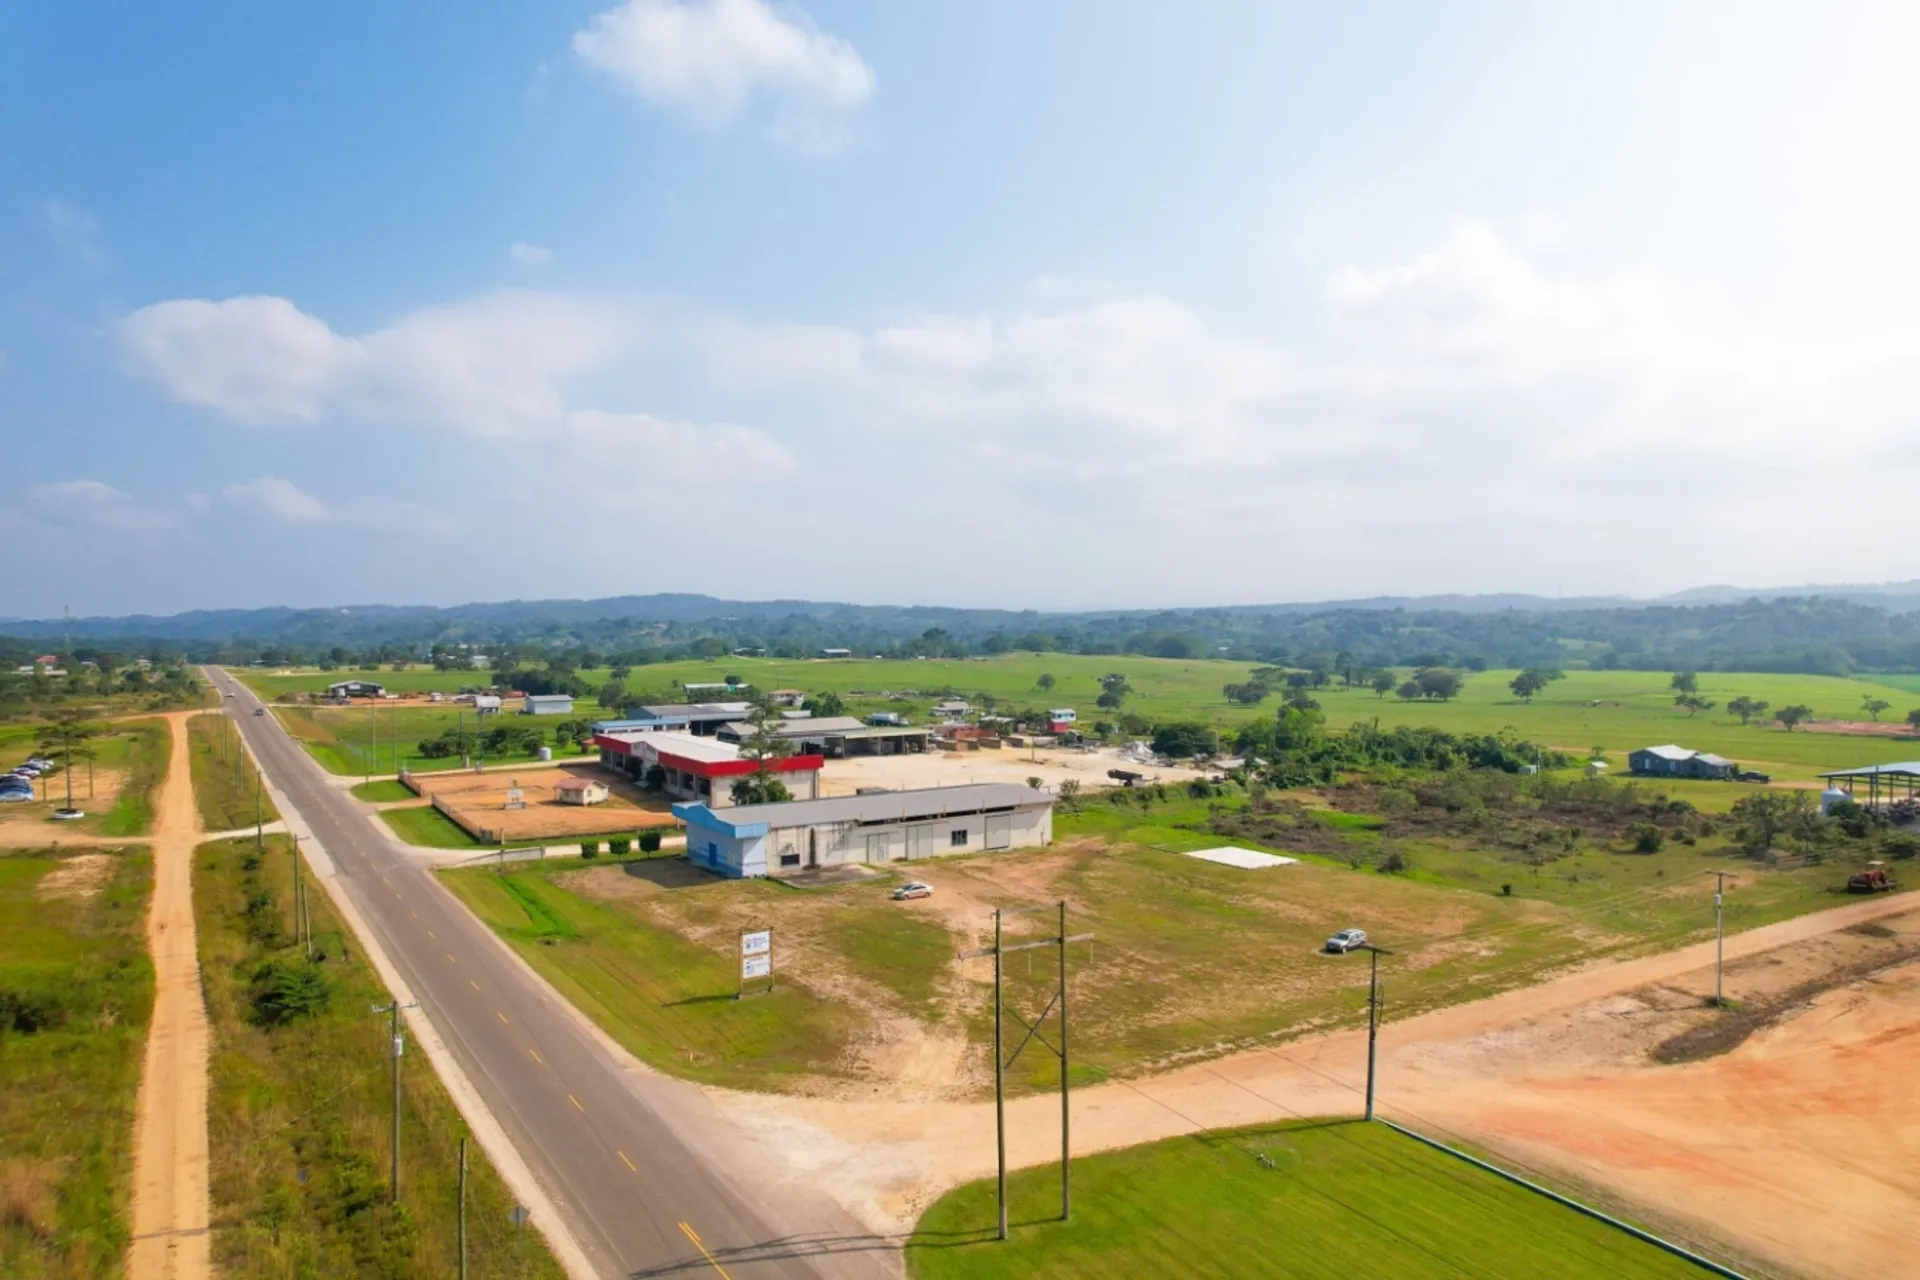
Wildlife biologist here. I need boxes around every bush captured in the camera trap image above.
[1376,786,1415,813]
[608,836,631,857]
[580,840,599,859]
[1884,833,1920,862]
[1630,823,1665,854]
[1377,846,1411,874]
[638,830,662,854]
[251,959,332,1026]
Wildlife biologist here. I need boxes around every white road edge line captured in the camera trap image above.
[213,670,600,1280]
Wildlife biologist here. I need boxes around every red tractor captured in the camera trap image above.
[1848,862,1898,893]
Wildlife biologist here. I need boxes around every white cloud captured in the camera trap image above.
[509,241,555,266]
[221,476,332,524]
[28,479,173,530]
[573,0,873,149]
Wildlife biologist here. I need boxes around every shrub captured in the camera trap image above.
[1630,823,1665,854]
[1376,786,1415,813]
[580,840,599,859]
[251,959,332,1026]
[1884,833,1920,862]
[638,830,662,854]
[608,836,631,857]
[1377,846,1411,874]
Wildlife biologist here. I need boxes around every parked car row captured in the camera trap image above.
[0,756,53,802]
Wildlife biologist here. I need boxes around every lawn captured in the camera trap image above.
[186,712,278,832]
[269,703,599,778]
[0,846,154,1278]
[349,778,414,803]
[438,862,865,1090]
[906,1119,1717,1279]
[376,804,619,853]
[193,835,562,1278]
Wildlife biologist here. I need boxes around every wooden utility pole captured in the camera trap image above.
[371,998,420,1203]
[961,902,1092,1240]
[458,1138,468,1280]
[1707,871,1734,1006]
[1357,943,1394,1120]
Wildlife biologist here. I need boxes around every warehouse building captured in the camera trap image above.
[714,715,931,758]
[594,702,753,737]
[593,729,823,806]
[673,782,1053,878]
[522,693,576,716]
[327,680,386,699]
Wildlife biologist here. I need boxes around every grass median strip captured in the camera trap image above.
[187,712,279,831]
[0,845,153,1277]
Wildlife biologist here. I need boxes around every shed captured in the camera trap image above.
[327,680,386,699]
[1628,744,1736,780]
[522,694,575,716]
[553,777,610,806]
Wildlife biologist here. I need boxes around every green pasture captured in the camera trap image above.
[0,847,154,1277]
[348,778,414,803]
[238,659,1920,786]
[438,863,862,1090]
[193,835,561,1278]
[907,1119,1719,1279]
[269,703,599,777]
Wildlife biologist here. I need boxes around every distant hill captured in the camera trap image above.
[8,585,1920,677]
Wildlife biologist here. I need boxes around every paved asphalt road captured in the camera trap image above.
[207,670,900,1280]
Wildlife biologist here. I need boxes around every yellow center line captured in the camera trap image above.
[447,953,457,964]
[678,1221,734,1279]
[410,909,418,919]
[497,1011,509,1025]
[427,928,435,939]
[469,979,480,991]
[617,1149,636,1171]
[528,1048,543,1065]
[568,1093,584,1112]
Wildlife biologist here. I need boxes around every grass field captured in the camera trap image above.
[440,773,1882,1099]
[239,661,1920,786]
[349,779,414,803]
[906,1119,1714,1278]
[0,846,153,1278]
[186,712,279,831]
[268,703,599,778]
[194,835,561,1278]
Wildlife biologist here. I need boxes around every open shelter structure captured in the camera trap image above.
[1818,762,1920,808]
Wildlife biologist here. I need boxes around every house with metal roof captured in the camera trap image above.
[1628,744,1737,780]
[594,730,822,806]
[673,782,1053,878]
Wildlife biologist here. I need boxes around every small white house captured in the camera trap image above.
[553,777,609,806]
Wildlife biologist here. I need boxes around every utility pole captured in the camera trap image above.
[1353,942,1394,1121]
[1707,871,1733,1007]
[457,1138,468,1280]
[960,902,1092,1241]
[292,836,309,960]
[371,998,420,1203]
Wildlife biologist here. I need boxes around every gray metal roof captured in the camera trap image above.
[1693,753,1735,768]
[1635,744,1696,760]
[640,702,752,719]
[719,782,1049,829]
[1820,761,1920,779]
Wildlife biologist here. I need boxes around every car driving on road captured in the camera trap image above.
[1325,928,1368,954]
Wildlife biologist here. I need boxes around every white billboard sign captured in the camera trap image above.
[741,930,771,958]
[741,954,772,981]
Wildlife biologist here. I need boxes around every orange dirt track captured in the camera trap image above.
[126,713,211,1278]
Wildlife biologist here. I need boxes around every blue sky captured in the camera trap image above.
[5,1,1919,618]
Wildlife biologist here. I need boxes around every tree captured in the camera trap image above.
[1509,668,1562,701]
[730,773,792,805]
[1727,695,1769,726]
[1095,673,1132,710]
[1371,670,1397,698]
[1282,688,1320,712]
[1730,791,1811,856]
[1152,722,1218,758]
[1223,681,1270,706]
[1861,696,1891,722]
[1396,679,1421,701]
[1674,694,1716,717]
[734,694,794,806]
[1035,673,1056,693]
[801,690,845,717]
[599,680,630,712]
[1415,668,1464,700]
[1057,779,1082,810]
[35,710,99,813]
[1669,671,1699,695]
[1775,704,1813,732]
[1908,707,1920,734]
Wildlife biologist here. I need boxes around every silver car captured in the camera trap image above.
[1325,928,1368,954]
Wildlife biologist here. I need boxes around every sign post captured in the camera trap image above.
[739,928,773,999]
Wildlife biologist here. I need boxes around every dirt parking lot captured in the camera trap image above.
[816,744,1209,797]
[407,763,674,840]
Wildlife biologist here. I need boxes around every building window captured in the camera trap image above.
[779,851,800,867]
[950,828,969,847]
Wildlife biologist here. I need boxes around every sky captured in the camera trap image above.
[5,0,1920,619]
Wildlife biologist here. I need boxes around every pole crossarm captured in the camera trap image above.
[960,931,1094,960]
[1002,991,1062,1068]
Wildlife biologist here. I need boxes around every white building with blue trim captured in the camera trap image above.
[673,783,1053,879]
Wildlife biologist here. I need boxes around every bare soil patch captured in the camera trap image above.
[37,852,118,901]
[410,763,674,841]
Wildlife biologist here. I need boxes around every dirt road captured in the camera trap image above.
[715,889,1920,1277]
[126,713,211,1279]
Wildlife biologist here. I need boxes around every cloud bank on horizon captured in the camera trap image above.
[5,1,1920,615]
